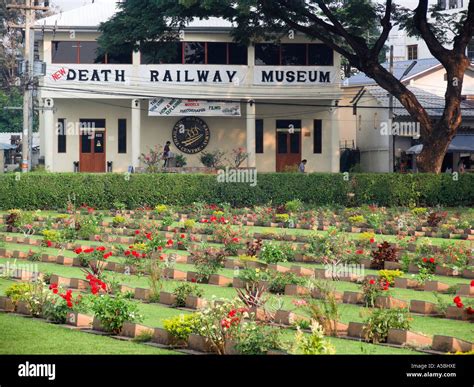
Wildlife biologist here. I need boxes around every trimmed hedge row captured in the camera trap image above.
[0,173,472,209]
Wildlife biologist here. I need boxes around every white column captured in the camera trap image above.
[330,101,340,173]
[131,99,141,170]
[246,100,256,168]
[43,98,54,172]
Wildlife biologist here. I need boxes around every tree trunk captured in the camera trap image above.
[416,126,455,173]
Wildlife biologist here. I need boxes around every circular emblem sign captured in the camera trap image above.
[172,117,210,154]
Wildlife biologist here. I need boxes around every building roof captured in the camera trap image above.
[343,58,441,87]
[365,85,474,118]
[36,0,234,29]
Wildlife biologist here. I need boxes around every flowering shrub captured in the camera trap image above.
[378,270,403,286]
[361,277,390,307]
[288,321,335,354]
[91,293,143,334]
[76,246,112,269]
[190,244,226,282]
[44,284,90,323]
[453,296,474,315]
[194,299,244,354]
[417,256,436,273]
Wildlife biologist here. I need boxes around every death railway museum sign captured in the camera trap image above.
[48,64,335,86]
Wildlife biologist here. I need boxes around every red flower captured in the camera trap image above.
[356,249,364,255]
[456,302,464,309]
[369,279,375,285]
[232,237,239,243]
[135,230,140,235]
[470,280,474,287]
[422,258,427,263]
[454,296,461,304]
[124,250,131,256]
[180,234,186,239]
[46,240,52,247]
[429,258,435,263]
[97,246,106,252]
[191,278,197,283]
[146,233,152,240]
[466,307,474,315]
[166,239,173,246]
[369,238,375,244]
[74,248,83,254]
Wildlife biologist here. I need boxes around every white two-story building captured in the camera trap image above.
[35,0,349,173]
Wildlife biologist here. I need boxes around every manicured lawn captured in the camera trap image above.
[0,313,178,355]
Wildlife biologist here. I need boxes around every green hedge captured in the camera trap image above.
[0,173,472,210]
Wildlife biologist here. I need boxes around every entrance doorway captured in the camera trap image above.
[275,120,302,172]
[79,119,106,172]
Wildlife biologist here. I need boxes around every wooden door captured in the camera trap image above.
[79,130,106,172]
[275,120,302,172]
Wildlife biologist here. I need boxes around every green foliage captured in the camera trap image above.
[5,282,32,304]
[288,321,336,355]
[0,173,472,209]
[378,269,404,286]
[172,283,204,307]
[259,241,286,264]
[363,308,412,344]
[267,272,304,294]
[234,324,283,354]
[285,199,303,213]
[91,294,143,334]
[163,313,200,341]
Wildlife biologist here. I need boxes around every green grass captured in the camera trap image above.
[0,313,178,354]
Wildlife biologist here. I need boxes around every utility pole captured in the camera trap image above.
[7,0,49,172]
[388,45,394,173]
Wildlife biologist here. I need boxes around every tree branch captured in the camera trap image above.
[371,0,392,57]
[413,0,450,61]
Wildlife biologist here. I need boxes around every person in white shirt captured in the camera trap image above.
[298,159,307,173]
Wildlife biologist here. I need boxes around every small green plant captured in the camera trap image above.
[112,215,126,227]
[183,219,196,230]
[132,330,154,343]
[348,215,365,225]
[267,272,304,294]
[288,321,336,354]
[363,308,411,343]
[155,204,168,214]
[5,282,32,305]
[200,150,225,168]
[173,283,204,307]
[411,207,428,216]
[175,154,187,167]
[433,293,449,317]
[259,241,286,264]
[285,199,303,213]
[275,213,290,223]
[234,323,283,354]
[163,313,200,341]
